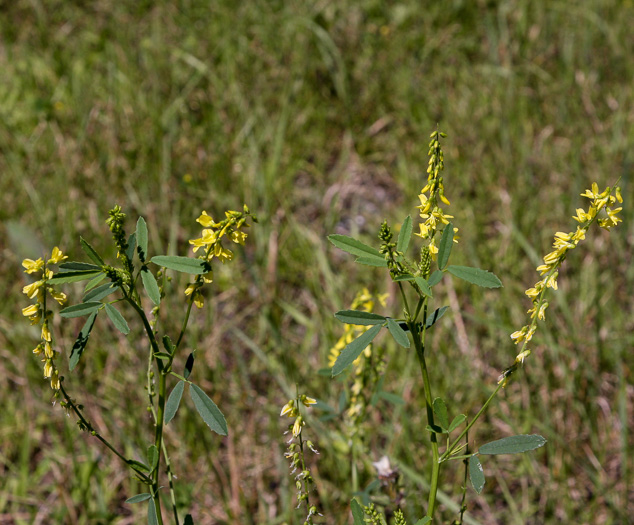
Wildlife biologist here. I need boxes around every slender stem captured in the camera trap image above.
[161,439,180,525]
[58,382,152,485]
[442,382,505,461]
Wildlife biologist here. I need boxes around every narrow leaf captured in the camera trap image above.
[80,236,105,266]
[104,303,130,335]
[151,255,210,274]
[432,397,449,431]
[328,234,382,259]
[428,270,443,287]
[49,270,102,284]
[146,445,159,472]
[479,434,547,455]
[126,232,136,262]
[69,311,97,371]
[60,302,103,318]
[128,459,151,472]
[437,222,454,270]
[189,384,228,436]
[148,498,158,525]
[351,499,365,525]
[84,273,106,291]
[184,351,195,379]
[355,255,388,267]
[136,217,149,262]
[426,423,445,434]
[448,414,467,432]
[162,335,175,355]
[446,265,502,288]
[59,261,101,271]
[126,493,152,504]
[387,318,410,348]
[141,268,161,306]
[414,276,433,297]
[83,282,118,302]
[334,310,386,325]
[469,455,485,494]
[153,352,172,360]
[396,215,413,254]
[165,381,185,424]
[414,518,432,525]
[425,306,449,329]
[332,324,382,377]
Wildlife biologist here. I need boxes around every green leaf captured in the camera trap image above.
[469,455,485,494]
[162,335,175,355]
[148,498,158,525]
[80,237,105,266]
[328,234,382,259]
[59,261,101,271]
[136,217,149,262]
[432,397,449,431]
[414,518,432,525]
[151,255,210,274]
[414,276,433,297]
[49,270,102,284]
[84,273,106,291]
[479,434,547,455]
[60,302,103,318]
[351,498,365,525]
[189,384,228,436]
[386,318,410,348]
[146,445,159,472]
[126,232,136,262]
[446,265,502,288]
[184,515,194,525]
[425,306,449,329]
[153,352,172,360]
[354,255,388,267]
[393,273,415,281]
[428,270,443,287]
[396,215,413,254]
[334,310,386,325]
[69,311,97,371]
[426,424,445,434]
[332,324,382,377]
[165,380,185,424]
[184,351,195,379]
[437,222,454,270]
[127,459,150,472]
[377,391,405,406]
[125,493,152,504]
[448,414,467,432]
[104,303,130,335]
[141,268,161,306]
[83,282,118,302]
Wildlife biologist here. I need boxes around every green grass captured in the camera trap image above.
[1,1,632,523]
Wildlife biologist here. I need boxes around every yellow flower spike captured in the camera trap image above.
[48,247,68,265]
[22,258,44,274]
[22,304,39,317]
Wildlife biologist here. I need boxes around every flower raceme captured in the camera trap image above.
[185,206,256,308]
[21,247,69,392]
[503,182,623,384]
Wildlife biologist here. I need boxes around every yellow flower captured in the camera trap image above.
[515,349,531,364]
[230,230,248,245]
[214,244,233,263]
[48,247,68,265]
[292,416,304,437]
[280,400,295,417]
[196,211,217,228]
[22,304,39,317]
[22,258,44,274]
[23,281,43,299]
[300,395,316,407]
[50,289,67,305]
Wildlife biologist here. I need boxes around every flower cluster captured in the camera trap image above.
[502,182,623,385]
[414,130,458,259]
[281,394,320,524]
[21,247,68,391]
[186,205,255,308]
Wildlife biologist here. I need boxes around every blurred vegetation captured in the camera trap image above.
[1,0,632,523]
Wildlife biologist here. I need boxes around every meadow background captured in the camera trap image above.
[1,1,632,524]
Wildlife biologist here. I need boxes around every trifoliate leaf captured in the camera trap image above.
[141,268,161,306]
[189,384,228,436]
[104,303,130,335]
[387,317,410,348]
[165,380,185,424]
